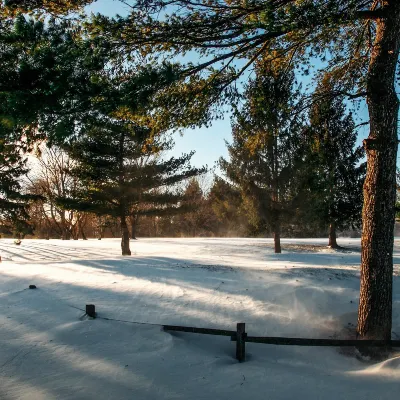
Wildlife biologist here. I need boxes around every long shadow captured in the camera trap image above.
[0,243,35,261]
[22,242,112,260]
[1,270,400,400]
[1,238,400,399]
[2,255,398,336]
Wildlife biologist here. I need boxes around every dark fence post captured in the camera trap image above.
[86,304,96,318]
[236,323,246,362]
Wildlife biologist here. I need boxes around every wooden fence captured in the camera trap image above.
[163,322,400,362]
[85,305,400,363]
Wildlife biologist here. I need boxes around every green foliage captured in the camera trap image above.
[220,63,305,236]
[0,15,107,234]
[298,86,366,233]
[0,137,33,236]
[62,124,205,221]
[2,0,93,16]
[0,16,108,144]
[0,15,186,237]
[56,62,206,224]
[86,0,379,109]
[208,176,247,236]
[174,178,214,237]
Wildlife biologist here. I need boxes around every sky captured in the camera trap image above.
[84,0,375,171]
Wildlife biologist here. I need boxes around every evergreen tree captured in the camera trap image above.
[175,178,214,237]
[300,90,366,248]
[208,176,247,236]
[63,119,204,255]
[221,64,304,253]
[0,136,32,236]
[0,15,109,145]
[0,15,108,235]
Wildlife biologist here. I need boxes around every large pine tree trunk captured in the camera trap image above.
[120,216,131,256]
[272,133,281,254]
[328,222,338,249]
[357,3,400,342]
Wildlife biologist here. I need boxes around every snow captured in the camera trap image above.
[0,238,399,400]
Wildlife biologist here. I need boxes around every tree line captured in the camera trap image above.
[2,33,365,257]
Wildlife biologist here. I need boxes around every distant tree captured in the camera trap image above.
[0,135,33,237]
[221,64,304,253]
[208,176,247,236]
[175,178,214,237]
[300,90,366,248]
[27,146,89,240]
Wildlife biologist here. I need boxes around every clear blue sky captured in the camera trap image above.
[86,0,374,170]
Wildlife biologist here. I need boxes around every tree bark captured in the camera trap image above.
[80,226,87,240]
[97,217,104,240]
[130,214,138,240]
[120,216,131,256]
[274,228,281,254]
[328,222,338,248]
[78,218,87,240]
[357,2,400,342]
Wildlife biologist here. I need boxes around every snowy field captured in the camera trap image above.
[0,237,399,400]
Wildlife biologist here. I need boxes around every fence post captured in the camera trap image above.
[86,304,96,318]
[236,323,246,362]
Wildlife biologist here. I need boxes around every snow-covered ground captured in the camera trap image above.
[0,238,399,400]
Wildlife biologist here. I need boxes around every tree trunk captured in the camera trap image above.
[271,130,281,254]
[328,222,338,248]
[120,216,131,256]
[78,219,87,240]
[274,229,281,254]
[80,226,87,240]
[97,217,104,240]
[130,215,138,240]
[62,227,71,240]
[357,2,400,343]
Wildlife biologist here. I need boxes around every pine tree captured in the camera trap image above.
[175,178,214,237]
[62,119,204,255]
[221,64,304,253]
[301,90,366,248]
[0,15,108,236]
[208,176,247,236]
[0,136,32,236]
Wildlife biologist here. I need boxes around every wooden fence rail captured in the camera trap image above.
[84,305,400,363]
[163,322,400,362]
[162,324,235,337]
[244,336,400,347]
